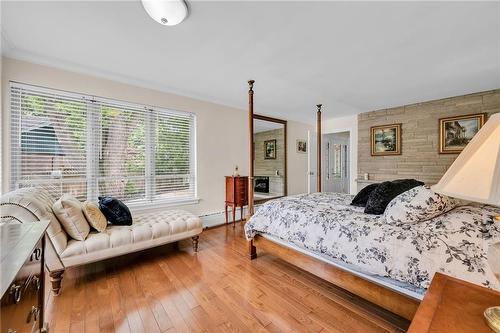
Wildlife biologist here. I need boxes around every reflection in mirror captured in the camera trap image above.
[253,116,286,203]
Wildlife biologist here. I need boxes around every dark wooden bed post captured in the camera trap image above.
[247,80,255,218]
[247,80,257,260]
[316,104,322,192]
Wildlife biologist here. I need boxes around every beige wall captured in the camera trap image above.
[287,121,314,195]
[357,89,500,185]
[1,57,312,216]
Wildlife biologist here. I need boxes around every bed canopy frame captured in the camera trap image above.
[245,80,419,321]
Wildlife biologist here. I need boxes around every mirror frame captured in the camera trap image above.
[253,114,287,201]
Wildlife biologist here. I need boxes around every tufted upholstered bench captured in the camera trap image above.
[1,187,203,295]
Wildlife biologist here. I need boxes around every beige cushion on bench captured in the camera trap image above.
[53,194,90,241]
[60,209,202,266]
[82,201,107,232]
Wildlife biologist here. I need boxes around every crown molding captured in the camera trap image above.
[2,48,248,112]
[2,48,318,125]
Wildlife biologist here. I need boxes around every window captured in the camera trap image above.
[10,82,196,206]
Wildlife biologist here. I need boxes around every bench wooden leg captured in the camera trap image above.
[192,236,199,252]
[249,240,257,260]
[49,270,64,296]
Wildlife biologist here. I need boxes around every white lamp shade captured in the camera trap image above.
[432,113,500,206]
[141,0,188,26]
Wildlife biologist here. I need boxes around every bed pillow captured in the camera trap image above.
[364,179,424,215]
[53,194,90,241]
[82,201,108,232]
[98,196,133,226]
[351,183,379,207]
[384,185,458,224]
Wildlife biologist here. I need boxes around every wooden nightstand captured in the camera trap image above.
[225,176,248,226]
[408,273,500,333]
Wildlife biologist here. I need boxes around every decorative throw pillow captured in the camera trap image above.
[98,196,133,226]
[53,194,90,241]
[384,185,458,224]
[82,201,108,232]
[364,179,424,215]
[351,183,379,207]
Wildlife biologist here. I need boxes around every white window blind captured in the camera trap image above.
[10,82,196,206]
[10,84,88,200]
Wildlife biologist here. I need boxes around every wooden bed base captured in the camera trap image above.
[248,235,420,321]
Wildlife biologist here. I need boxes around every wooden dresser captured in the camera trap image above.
[225,176,248,226]
[408,272,500,333]
[1,222,49,333]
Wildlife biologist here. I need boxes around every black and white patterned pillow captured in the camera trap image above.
[384,185,459,224]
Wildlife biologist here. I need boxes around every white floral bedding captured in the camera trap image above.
[244,192,500,291]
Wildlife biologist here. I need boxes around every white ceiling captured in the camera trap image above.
[1,1,499,124]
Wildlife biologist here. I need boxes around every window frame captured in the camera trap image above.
[10,81,198,209]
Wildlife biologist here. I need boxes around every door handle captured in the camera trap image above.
[31,248,41,261]
[9,284,22,303]
[26,306,40,323]
[32,275,41,291]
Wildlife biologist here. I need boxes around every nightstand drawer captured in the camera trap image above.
[1,224,48,333]
[1,244,43,333]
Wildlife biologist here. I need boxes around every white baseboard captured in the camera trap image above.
[199,206,249,229]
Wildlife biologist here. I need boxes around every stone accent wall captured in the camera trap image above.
[358,89,500,185]
[254,128,285,195]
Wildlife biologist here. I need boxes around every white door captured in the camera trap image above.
[323,132,350,193]
[307,130,317,193]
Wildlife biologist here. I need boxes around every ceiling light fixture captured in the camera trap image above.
[141,0,188,26]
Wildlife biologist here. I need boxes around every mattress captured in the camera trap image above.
[245,192,500,292]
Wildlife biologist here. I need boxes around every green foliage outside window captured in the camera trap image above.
[20,94,192,200]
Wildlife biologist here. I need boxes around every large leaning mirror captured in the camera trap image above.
[253,115,287,203]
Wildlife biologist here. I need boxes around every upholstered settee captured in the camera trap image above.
[0,187,203,295]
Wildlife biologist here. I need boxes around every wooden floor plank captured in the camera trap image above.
[52,266,74,333]
[117,264,147,333]
[45,222,410,333]
[69,267,86,333]
[84,264,102,333]
[106,271,132,333]
[134,261,174,332]
[166,255,236,331]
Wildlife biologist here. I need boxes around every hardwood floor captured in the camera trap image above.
[45,222,410,333]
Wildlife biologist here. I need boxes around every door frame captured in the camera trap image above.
[322,128,355,194]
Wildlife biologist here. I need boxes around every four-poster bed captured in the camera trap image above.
[243,80,500,322]
[244,80,420,320]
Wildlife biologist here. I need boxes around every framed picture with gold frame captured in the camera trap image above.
[439,113,486,154]
[370,124,402,156]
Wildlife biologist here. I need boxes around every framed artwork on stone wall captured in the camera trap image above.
[370,123,402,156]
[439,113,486,154]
